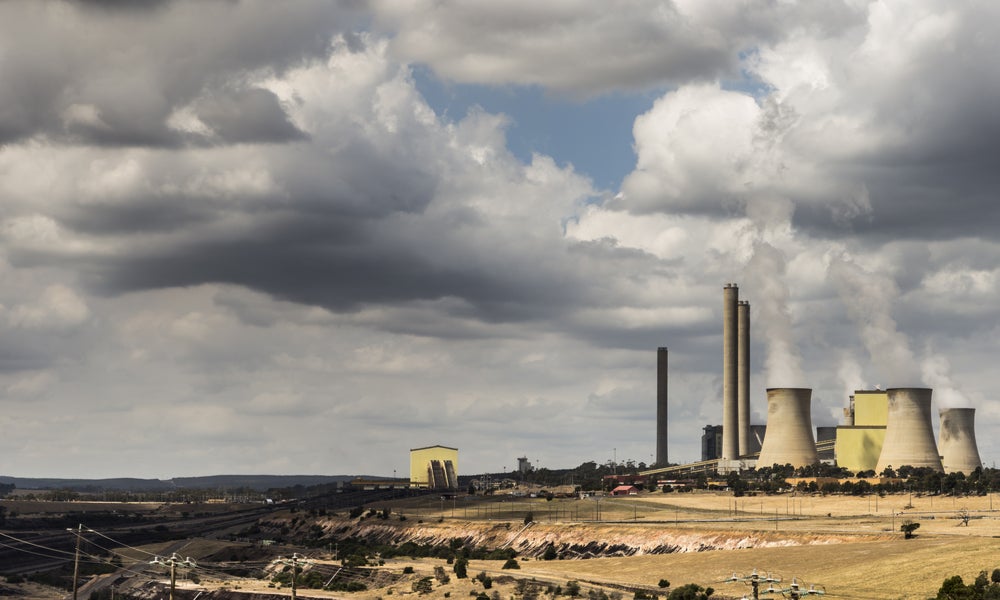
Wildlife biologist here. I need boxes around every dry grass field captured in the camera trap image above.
[17,491,996,599]
[160,491,1000,600]
[507,492,1000,600]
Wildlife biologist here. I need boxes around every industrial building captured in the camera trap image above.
[835,389,888,473]
[409,445,458,489]
[702,424,766,461]
[651,282,983,478]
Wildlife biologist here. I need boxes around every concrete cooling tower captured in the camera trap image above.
[756,388,818,468]
[875,388,943,473]
[939,408,982,475]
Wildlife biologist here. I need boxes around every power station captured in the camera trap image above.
[651,283,983,476]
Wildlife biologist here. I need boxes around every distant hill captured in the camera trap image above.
[0,474,362,492]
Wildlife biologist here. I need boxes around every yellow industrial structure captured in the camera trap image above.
[835,390,888,473]
[409,445,458,489]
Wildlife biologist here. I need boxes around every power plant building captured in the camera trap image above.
[653,281,984,477]
[835,390,888,473]
[409,445,459,489]
[702,424,766,461]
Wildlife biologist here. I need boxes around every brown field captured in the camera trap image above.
[16,491,998,599]
[159,491,1000,600]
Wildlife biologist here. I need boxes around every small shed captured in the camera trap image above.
[610,485,638,496]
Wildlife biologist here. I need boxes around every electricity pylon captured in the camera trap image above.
[150,553,196,600]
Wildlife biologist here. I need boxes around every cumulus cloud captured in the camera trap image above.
[3,0,1000,477]
[372,0,863,96]
[0,0,361,146]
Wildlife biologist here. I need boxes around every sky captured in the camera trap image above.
[2,0,1000,479]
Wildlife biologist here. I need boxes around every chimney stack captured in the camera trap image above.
[737,300,750,457]
[656,347,669,466]
[722,284,739,460]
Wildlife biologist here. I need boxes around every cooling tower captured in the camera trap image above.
[875,388,943,473]
[737,300,750,457]
[656,347,669,466]
[756,388,818,468]
[722,284,739,460]
[939,408,982,475]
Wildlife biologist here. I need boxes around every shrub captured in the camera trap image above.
[667,583,712,600]
[412,577,434,594]
[454,557,469,579]
[502,558,520,570]
[658,580,670,589]
[403,566,415,574]
[434,566,451,584]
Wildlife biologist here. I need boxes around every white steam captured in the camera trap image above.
[827,254,922,384]
[742,196,806,388]
[836,351,865,402]
[921,352,970,409]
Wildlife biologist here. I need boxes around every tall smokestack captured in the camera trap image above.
[875,388,943,473]
[737,300,750,457]
[756,388,818,468]
[939,408,982,475]
[722,284,739,460]
[656,347,669,466]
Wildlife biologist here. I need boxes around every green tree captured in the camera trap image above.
[667,583,713,600]
[543,544,558,561]
[900,520,921,539]
[935,575,974,600]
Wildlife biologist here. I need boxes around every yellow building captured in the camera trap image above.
[409,445,458,489]
[835,390,888,473]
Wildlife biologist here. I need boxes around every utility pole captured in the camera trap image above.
[276,553,310,600]
[151,553,196,600]
[723,569,781,600]
[724,571,824,600]
[67,524,82,600]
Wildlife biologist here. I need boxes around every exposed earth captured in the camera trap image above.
[6,490,1000,599]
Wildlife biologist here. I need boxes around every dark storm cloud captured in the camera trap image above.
[0,0,359,147]
[58,199,214,236]
[79,216,589,324]
[195,88,308,144]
